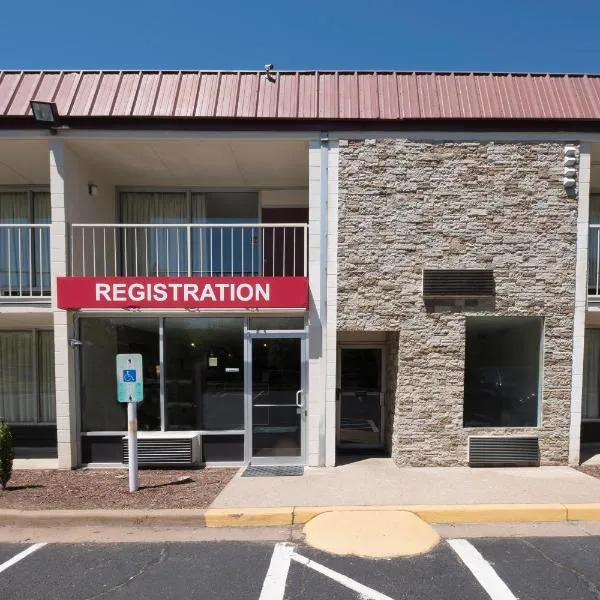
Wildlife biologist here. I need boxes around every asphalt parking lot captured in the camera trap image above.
[1,536,600,599]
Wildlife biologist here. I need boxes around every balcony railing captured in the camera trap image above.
[590,225,600,297]
[0,224,51,300]
[70,223,309,278]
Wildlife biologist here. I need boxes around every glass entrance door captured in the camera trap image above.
[337,347,384,449]
[249,335,305,463]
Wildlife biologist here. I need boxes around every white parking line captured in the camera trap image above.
[448,539,517,600]
[258,543,293,600]
[258,542,395,600]
[291,552,395,600]
[0,543,47,574]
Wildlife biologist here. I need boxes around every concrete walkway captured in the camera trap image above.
[210,458,600,508]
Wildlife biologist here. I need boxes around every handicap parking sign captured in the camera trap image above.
[116,354,144,403]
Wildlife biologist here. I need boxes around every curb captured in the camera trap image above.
[1,504,600,528]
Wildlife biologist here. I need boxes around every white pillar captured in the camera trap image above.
[325,141,339,467]
[569,143,591,466]
[307,140,324,466]
[307,137,339,467]
[50,140,80,469]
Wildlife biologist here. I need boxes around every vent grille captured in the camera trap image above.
[469,437,540,467]
[423,269,495,297]
[122,438,194,466]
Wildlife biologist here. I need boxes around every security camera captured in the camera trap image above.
[264,64,274,71]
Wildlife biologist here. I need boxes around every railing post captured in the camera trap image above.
[187,225,192,277]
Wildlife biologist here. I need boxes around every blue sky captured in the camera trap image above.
[1,0,599,73]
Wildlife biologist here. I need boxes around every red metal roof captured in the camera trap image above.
[2,70,600,121]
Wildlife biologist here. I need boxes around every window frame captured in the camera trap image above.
[0,328,55,425]
[462,316,544,429]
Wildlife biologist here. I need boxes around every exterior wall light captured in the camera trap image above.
[88,183,99,197]
[30,100,69,134]
[563,145,578,190]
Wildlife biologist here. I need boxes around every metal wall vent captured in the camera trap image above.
[122,438,196,466]
[422,269,495,297]
[469,437,540,467]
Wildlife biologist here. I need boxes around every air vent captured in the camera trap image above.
[469,437,540,467]
[423,269,495,297]
[122,437,200,466]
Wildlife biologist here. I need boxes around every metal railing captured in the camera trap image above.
[0,224,51,300]
[70,223,309,278]
[590,225,600,296]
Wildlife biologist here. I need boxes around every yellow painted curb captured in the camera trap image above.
[204,507,294,528]
[411,504,568,524]
[294,504,572,525]
[565,503,600,521]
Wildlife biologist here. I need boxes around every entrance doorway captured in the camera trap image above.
[336,347,385,450]
[247,334,306,464]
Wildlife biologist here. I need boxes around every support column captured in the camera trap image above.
[325,141,339,467]
[307,139,324,466]
[50,140,79,469]
[569,142,591,465]
[307,136,339,467]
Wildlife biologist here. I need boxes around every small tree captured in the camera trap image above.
[0,420,14,490]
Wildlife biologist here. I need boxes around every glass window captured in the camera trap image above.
[583,328,600,419]
[0,191,50,292]
[248,317,305,331]
[199,193,259,276]
[164,318,244,431]
[80,318,160,432]
[0,330,54,423]
[463,317,542,427]
[38,331,55,423]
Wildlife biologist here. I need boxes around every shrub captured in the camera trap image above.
[0,420,14,490]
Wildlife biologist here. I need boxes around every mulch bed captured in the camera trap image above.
[0,468,238,510]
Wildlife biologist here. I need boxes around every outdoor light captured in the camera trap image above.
[30,101,59,124]
[30,100,68,134]
[88,183,99,197]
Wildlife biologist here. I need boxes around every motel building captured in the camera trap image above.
[1,69,600,471]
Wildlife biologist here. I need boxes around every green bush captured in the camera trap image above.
[0,420,14,490]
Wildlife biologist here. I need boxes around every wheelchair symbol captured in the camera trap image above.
[123,369,137,383]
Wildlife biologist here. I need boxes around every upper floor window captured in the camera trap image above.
[0,190,51,295]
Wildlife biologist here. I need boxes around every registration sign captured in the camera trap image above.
[116,354,144,403]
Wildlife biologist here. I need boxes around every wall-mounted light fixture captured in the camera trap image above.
[30,100,69,134]
[563,145,578,189]
[88,183,99,197]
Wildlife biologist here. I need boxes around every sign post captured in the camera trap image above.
[116,354,144,492]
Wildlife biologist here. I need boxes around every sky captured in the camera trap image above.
[0,0,599,73]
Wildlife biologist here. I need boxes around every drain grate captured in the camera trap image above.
[242,465,304,477]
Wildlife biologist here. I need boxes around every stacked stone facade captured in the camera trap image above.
[337,139,577,466]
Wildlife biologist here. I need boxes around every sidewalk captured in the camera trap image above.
[210,458,600,508]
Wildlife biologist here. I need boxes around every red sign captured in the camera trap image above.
[57,277,308,310]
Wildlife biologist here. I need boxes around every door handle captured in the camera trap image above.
[296,389,303,408]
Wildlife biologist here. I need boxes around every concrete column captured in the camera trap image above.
[569,143,591,465]
[50,140,80,469]
[325,142,339,467]
[306,138,339,467]
[307,140,324,466]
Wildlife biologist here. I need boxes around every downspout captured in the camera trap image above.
[319,132,329,466]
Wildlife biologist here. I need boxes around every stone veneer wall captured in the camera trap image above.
[337,139,578,466]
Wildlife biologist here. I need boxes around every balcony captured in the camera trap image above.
[591,225,600,298]
[0,224,51,302]
[70,223,308,278]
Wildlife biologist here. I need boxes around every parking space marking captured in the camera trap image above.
[259,542,395,600]
[448,539,517,600]
[0,543,47,574]
[259,542,294,600]
[290,551,395,600]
